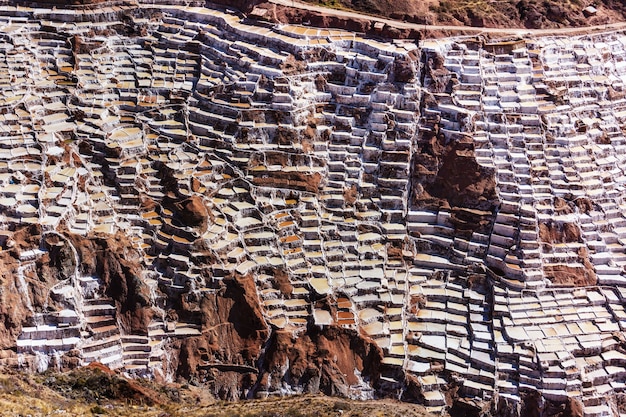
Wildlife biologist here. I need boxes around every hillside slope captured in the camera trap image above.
[304,0,626,29]
[2,2,626,417]
[0,366,434,417]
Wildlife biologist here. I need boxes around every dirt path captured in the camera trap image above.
[268,0,626,37]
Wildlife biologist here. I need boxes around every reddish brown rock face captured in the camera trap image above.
[65,232,152,334]
[258,325,383,397]
[514,391,585,417]
[252,171,323,193]
[538,221,582,244]
[539,222,597,286]
[271,268,294,297]
[0,225,61,354]
[411,137,497,214]
[428,140,498,212]
[0,252,30,351]
[168,274,268,399]
[173,196,209,231]
[543,264,597,287]
[409,51,500,244]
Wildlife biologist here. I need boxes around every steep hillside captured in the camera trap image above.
[0,366,434,417]
[305,0,626,29]
[2,2,626,417]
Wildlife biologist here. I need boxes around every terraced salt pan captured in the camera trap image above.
[1,1,626,412]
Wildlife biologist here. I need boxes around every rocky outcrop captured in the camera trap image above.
[257,325,383,398]
[169,195,209,233]
[429,138,498,212]
[299,0,626,31]
[538,221,582,244]
[0,251,33,352]
[544,263,597,287]
[0,225,63,353]
[517,391,584,417]
[539,221,597,286]
[65,232,153,335]
[411,130,498,238]
[44,362,167,405]
[262,2,423,40]
[411,50,498,239]
[167,273,268,399]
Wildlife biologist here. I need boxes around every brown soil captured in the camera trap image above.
[252,171,323,193]
[173,195,209,232]
[343,184,358,206]
[271,267,294,296]
[553,197,573,214]
[518,390,584,417]
[299,0,626,31]
[544,246,597,286]
[544,264,597,287]
[66,231,153,335]
[258,325,383,397]
[0,225,64,354]
[538,221,582,244]
[574,197,595,214]
[430,140,498,211]
[411,130,498,237]
[171,273,269,399]
[265,2,424,39]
